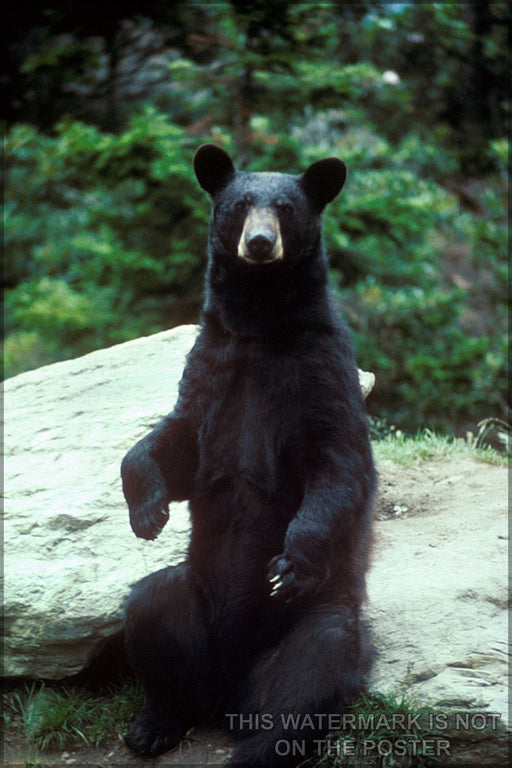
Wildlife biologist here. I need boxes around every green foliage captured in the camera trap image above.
[3,3,508,435]
[4,110,208,374]
[2,681,143,751]
[345,279,506,433]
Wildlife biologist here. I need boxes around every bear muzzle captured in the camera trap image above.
[237,207,283,264]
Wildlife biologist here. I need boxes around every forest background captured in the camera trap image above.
[4,1,509,436]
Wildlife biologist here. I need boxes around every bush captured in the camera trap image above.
[344,280,506,433]
[4,110,208,375]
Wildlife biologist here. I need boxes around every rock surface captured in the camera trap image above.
[3,326,199,678]
[3,325,509,758]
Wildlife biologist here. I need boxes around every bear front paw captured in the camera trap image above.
[129,493,169,540]
[267,554,318,603]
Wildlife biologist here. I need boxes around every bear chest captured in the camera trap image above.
[193,352,306,494]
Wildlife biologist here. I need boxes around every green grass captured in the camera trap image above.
[300,692,442,768]
[371,428,507,468]
[2,680,143,752]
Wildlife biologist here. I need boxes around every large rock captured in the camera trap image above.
[3,326,199,678]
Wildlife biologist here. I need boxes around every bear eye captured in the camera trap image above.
[234,198,250,213]
[276,200,293,216]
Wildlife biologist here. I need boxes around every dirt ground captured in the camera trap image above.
[3,728,234,766]
[3,455,508,767]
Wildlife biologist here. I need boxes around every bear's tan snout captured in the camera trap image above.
[237,207,283,264]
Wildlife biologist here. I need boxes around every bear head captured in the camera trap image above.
[194,144,346,267]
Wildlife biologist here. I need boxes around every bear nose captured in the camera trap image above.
[246,231,276,262]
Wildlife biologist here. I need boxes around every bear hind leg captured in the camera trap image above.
[226,604,371,767]
[124,563,221,757]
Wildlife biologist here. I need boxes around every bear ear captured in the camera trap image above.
[300,157,347,211]
[194,144,236,197]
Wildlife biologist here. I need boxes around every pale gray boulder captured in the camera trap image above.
[3,326,198,678]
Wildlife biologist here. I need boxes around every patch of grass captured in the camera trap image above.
[2,680,143,752]
[372,428,506,468]
[303,692,441,767]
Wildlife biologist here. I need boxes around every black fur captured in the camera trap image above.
[121,145,376,767]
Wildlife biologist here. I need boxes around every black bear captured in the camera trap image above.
[121,144,376,767]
